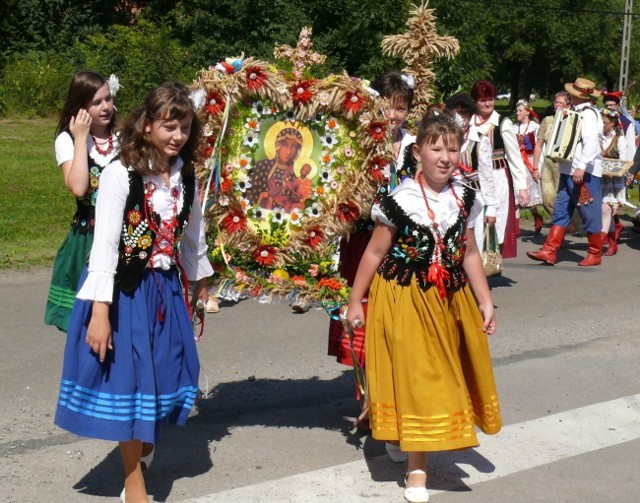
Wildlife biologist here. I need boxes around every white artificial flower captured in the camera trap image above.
[189,88,206,111]
[108,74,121,96]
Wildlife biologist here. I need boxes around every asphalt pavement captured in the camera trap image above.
[1,219,639,503]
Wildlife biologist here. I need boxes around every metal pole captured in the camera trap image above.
[619,0,633,100]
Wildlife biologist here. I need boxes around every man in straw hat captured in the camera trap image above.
[527,77,605,266]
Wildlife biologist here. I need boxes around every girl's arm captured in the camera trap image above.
[61,109,92,197]
[179,176,214,302]
[462,227,496,335]
[346,222,396,327]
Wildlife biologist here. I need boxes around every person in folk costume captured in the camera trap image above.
[445,92,495,252]
[600,108,630,256]
[528,77,605,266]
[469,80,530,258]
[346,115,501,503]
[45,71,120,332]
[326,70,414,435]
[54,83,213,503]
[602,91,635,241]
[513,99,545,234]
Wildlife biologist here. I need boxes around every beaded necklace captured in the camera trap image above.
[92,133,114,155]
[417,175,466,298]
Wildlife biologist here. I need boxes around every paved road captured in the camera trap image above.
[1,221,639,503]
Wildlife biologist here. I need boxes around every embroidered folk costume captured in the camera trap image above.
[45,132,119,332]
[365,178,502,452]
[468,110,527,258]
[528,78,605,266]
[513,119,544,207]
[55,158,213,443]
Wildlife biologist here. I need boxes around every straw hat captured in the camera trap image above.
[564,78,601,99]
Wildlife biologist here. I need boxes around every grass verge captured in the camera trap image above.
[0,119,73,269]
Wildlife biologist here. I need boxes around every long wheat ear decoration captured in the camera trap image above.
[381,1,459,130]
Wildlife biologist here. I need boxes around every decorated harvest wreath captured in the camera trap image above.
[191,28,394,306]
[191,1,458,308]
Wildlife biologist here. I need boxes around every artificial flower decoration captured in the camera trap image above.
[343,91,364,113]
[291,80,315,105]
[254,245,278,266]
[205,92,226,115]
[222,210,247,233]
[245,67,267,91]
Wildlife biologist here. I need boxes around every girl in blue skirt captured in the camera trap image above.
[45,71,120,332]
[55,83,213,503]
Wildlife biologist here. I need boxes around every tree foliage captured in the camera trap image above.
[2,0,640,116]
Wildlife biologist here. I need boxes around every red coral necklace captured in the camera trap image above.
[92,133,113,155]
[417,175,465,298]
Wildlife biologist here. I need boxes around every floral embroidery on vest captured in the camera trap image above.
[376,185,475,292]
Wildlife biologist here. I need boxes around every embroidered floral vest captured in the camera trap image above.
[70,152,107,234]
[376,186,475,292]
[114,169,195,292]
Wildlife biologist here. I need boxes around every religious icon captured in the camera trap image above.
[246,122,318,213]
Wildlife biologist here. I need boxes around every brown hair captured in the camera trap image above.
[56,71,115,137]
[372,70,413,109]
[415,114,464,150]
[118,83,201,178]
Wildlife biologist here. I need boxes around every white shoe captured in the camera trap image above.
[206,297,219,313]
[404,469,429,502]
[120,488,125,503]
[385,441,408,463]
[141,443,154,471]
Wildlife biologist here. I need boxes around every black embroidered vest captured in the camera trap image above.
[376,185,476,292]
[114,169,196,292]
[70,151,107,234]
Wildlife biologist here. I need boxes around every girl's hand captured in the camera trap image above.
[69,108,92,140]
[477,302,496,335]
[532,168,541,182]
[192,278,209,310]
[345,300,365,330]
[86,301,112,362]
[485,215,496,226]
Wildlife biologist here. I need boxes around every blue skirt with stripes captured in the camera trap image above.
[54,267,200,443]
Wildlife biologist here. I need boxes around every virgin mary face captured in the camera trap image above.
[276,138,302,165]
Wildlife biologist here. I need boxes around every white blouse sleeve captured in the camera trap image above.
[178,178,214,281]
[476,136,499,216]
[76,162,130,302]
[370,201,396,228]
[54,132,75,167]
[500,118,528,191]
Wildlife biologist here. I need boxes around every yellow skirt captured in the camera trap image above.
[365,274,502,452]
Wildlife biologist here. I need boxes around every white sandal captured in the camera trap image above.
[385,442,408,463]
[141,443,154,471]
[404,469,429,503]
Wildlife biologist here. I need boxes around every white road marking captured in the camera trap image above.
[179,394,640,502]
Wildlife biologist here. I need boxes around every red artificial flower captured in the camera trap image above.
[368,122,387,142]
[318,277,344,291]
[291,275,307,287]
[220,176,233,193]
[337,201,360,223]
[254,245,278,266]
[369,156,389,183]
[291,80,315,105]
[307,227,324,248]
[222,210,247,233]
[205,92,225,115]
[343,91,364,113]
[246,67,267,91]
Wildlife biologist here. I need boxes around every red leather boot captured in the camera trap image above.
[527,225,566,265]
[613,216,624,241]
[578,232,605,266]
[534,214,544,235]
[604,231,618,256]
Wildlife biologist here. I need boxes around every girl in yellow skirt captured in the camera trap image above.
[346,115,502,503]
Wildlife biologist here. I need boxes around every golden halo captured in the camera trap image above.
[294,158,318,179]
[264,121,314,162]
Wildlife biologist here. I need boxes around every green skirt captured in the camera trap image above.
[44,227,93,333]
